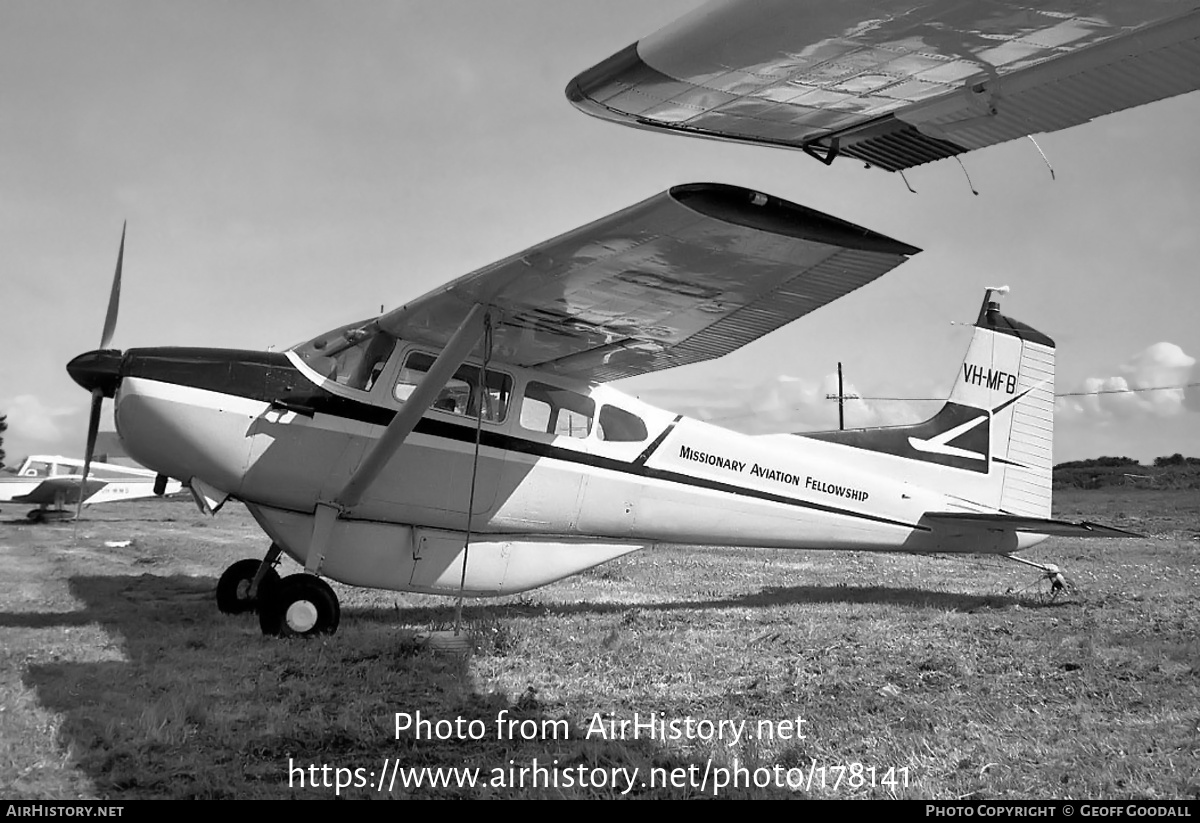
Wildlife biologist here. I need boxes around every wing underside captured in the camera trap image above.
[377,183,919,383]
[567,0,1200,171]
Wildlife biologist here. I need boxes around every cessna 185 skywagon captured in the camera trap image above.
[65,184,1133,638]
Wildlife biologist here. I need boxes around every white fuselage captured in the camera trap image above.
[106,339,1042,596]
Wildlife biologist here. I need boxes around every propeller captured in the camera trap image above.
[100,223,123,350]
[71,224,125,523]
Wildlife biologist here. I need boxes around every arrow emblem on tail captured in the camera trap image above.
[908,415,988,460]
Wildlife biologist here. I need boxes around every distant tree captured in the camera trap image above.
[1153,453,1186,467]
[1054,456,1139,470]
[0,413,6,470]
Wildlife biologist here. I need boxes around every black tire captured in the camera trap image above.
[258,574,340,638]
[216,558,280,615]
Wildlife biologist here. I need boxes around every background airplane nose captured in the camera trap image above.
[66,349,124,397]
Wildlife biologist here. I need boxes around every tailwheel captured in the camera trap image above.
[1005,554,1071,600]
[216,558,281,615]
[259,574,340,638]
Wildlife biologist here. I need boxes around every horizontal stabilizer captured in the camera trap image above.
[925,513,1140,538]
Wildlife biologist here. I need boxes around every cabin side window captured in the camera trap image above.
[393,352,512,423]
[596,405,648,443]
[520,382,594,438]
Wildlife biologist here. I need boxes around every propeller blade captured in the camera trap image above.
[75,388,105,522]
[99,223,124,350]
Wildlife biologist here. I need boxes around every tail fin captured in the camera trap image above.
[804,288,1055,515]
[944,287,1055,516]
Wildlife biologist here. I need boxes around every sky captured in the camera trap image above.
[2,0,1198,468]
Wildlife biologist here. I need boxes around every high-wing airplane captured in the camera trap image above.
[567,0,1200,171]
[65,184,1134,639]
[0,453,182,521]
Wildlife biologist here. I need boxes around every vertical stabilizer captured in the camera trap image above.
[950,287,1055,516]
[803,288,1055,515]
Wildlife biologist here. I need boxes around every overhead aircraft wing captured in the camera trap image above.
[566,0,1200,171]
[925,512,1141,537]
[13,476,108,507]
[375,183,919,383]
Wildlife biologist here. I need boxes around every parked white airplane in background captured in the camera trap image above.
[66,184,1133,639]
[0,453,182,521]
[567,0,1200,173]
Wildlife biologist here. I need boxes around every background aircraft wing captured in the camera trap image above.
[376,183,919,382]
[567,0,1200,171]
[13,476,108,507]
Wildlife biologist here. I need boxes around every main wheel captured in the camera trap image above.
[258,574,340,638]
[217,558,280,615]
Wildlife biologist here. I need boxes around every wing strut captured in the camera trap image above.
[303,303,490,573]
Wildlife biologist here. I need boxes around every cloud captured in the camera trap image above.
[1056,342,1196,421]
[1,394,79,443]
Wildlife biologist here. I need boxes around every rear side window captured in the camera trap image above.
[597,405,648,442]
[521,382,594,439]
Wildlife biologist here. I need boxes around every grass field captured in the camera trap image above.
[1,489,1197,799]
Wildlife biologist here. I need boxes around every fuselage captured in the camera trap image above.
[102,338,1039,588]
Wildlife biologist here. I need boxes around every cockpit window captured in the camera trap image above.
[21,460,53,478]
[292,320,396,392]
[394,352,512,423]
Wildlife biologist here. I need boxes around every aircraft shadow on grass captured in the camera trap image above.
[346,583,1050,628]
[13,572,867,798]
[0,567,1053,634]
[8,569,1062,798]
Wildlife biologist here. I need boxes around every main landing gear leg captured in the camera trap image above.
[216,544,283,615]
[1005,554,1069,599]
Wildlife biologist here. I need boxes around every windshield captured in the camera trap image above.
[291,319,397,392]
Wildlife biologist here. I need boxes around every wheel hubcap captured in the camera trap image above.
[285,600,319,633]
